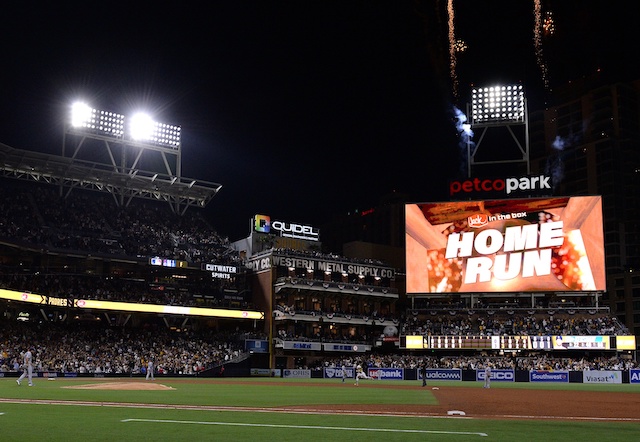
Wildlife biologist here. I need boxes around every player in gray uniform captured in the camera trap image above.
[17,347,34,386]
[146,359,155,380]
[483,363,492,388]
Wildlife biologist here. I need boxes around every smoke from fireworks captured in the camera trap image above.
[453,106,474,177]
[545,135,566,189]
[533,0,550,89]
[448,0,459,99]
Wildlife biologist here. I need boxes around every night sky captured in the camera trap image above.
[0,1,634,241]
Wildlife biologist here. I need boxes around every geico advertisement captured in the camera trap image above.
[477,369,515,382]
[405,196,605,293]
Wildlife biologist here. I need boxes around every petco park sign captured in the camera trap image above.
[449,174,552,199]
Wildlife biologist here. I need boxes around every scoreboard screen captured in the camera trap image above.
[401,335,632,350]
[405,196,606,293]
[403,335,531,350]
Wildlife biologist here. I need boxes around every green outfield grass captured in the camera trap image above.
[1,377,640,441]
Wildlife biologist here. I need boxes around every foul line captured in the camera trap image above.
[121,418,488,437]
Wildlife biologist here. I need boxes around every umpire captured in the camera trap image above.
[420,364,427,387]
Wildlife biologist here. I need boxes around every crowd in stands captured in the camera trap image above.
[0,264,255,310]
[0,180,239,265]
[1,178,637,376]
[308,352,639,372]
[402,312,629,337]
[0,321,258,375]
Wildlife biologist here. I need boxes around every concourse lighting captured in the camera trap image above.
[470,84,525,124]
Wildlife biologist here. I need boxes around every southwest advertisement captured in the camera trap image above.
[405,196,605,293]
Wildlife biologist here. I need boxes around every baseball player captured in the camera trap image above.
[341,363,347,383]
[146,359,155,380]
[355,364,371,386]
[483,363,492,388]
[17,347,34,386]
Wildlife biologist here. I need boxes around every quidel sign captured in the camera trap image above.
[449,174,553,198]
[254,214,320,241]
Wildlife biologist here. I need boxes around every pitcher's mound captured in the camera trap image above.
[64,382,175,391]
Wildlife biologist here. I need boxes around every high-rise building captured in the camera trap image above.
[530,77,640,335]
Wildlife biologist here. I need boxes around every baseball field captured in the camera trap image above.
[2,376,640,441]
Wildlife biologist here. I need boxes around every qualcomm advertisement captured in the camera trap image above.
[422,369,462,381]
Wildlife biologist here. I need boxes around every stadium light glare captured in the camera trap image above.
[129,112,182,149]
[69,103,181,149]
[70,102,92,127]
[69,102,125,138]
[129,112,155,141]
[471,84,525,125]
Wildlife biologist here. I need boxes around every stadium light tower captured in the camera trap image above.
[64,101,182,177]
[465,83,529,178]
[61,101,221,214]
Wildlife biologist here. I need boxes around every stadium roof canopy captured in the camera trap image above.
[0,142,222,215]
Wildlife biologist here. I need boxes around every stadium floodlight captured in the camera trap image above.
[69,103,181,149]
[128,112,181,149]
[70,102,125,138]
[470,84,525,125]
[129,112,155,141]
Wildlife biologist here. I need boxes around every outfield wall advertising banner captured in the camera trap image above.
[529,370,569,383]
[423,369,462,381]
[477,369,515,382]
[368,368,404,380]
[324,367,354,379]
[405,196,605,293]
[283,369,311,379]
[630,369,640,384]
[583,370,622,384]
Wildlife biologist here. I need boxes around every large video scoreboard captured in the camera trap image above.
[405,196,605,294]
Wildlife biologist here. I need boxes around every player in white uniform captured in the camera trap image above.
[17,347,34,386]
[483,364,492,388]
[354,364,370,386]
[146,359,155,380]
